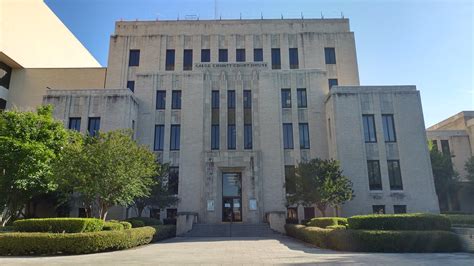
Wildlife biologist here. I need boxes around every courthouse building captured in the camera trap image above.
[2,1,440,234]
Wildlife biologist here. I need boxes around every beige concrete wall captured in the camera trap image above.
[7,68,106,109]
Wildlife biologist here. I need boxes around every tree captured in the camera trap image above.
[287,158,354,217]
[54,130,158,220]
[0,106,69,225]
[429,147,459,211]
[464,156,474,182]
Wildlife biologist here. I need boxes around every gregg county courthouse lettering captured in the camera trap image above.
[14,18,439,233]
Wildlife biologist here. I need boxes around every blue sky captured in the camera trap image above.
[45,0,473,127]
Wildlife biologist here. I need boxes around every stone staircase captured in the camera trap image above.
[182,223,279,237]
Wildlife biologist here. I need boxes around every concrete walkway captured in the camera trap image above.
[1,236,473,265]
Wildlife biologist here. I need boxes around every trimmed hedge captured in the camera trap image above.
[103,222,124,231]
[13,218,104,233]
[326,225,346,230]
[0,227,155,256]
[443,214,474,227]
[306,217,348,228]
[150,225,176,242]
[347,213,451,231]
[126,217,162,226]
[0,226,14,233]
[126,219,145,228]
[120,221,132,229]
[285,224,463,252]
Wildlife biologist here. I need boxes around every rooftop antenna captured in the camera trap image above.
[321,12,324,19]
[301,12,304,20]
[177,13,179,21]
[341,12,344,19]
[240,13,242,20]
[261,12,263,19]
[281,14,283,19]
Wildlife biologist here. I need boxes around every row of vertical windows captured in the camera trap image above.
[281,88,308,108]
[156,90,182,110]
[69,117,101,137]
[363,114,397,143]
[367,160,403,190]
[282,123,311,150]
[154,124,181,151]
[373,205,407,214]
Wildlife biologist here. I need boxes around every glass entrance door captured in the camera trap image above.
[222,173,242,222]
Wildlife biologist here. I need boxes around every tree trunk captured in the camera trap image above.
[137,206,144,217]
[317,204,327,217]
[98,201,109,221]
[335,205,340,217]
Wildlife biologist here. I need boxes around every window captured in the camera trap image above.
[167,208,177,219]
[129,49,140,66]
[156,90,166,110]
[127,80,135,92]
[88,117,100,137]
[183,49,193,71]
[0,98,6,111]
[287,207,298,220]
[154,125,165,151]
[212,90,220,109]
[328,79,338,89]
[150,208,161,219]
[244,124,252,149]
[165,49,175,70]
[201,49,210,62]
[304,207,315,219]
[243,90,252,109]
[236,49,245,62]
[324,47,336,64]
[394,205,407,214]
[388,160,403,190]
[431,140,438,151]
[69,118,81,131]
[363,115,377,143]
[271,48,281,69]
[168,167,179,195]
[297,88,307,108]
[283,123,294,149]
[367,160,382,190]
[172,90,181,109]
[382,114,397,142]
[170,125,180,150]
[285,165,296,194]
[227,124,236,150]
[441,140,450,155]
[227,90,235,109]
[254,48,263,62]
[211,125,220,150]
[219,49,228,62]
[281,89,291,108]
[289,48,299,69]
[372,205,385,214]
[299,123,310,149]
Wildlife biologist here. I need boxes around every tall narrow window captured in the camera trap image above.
[183,49,193,70]
[281,89,291,108]
[236,49,245,62]
[244,124,252,149]
[219,49,228,62]
[285,165,296,194]
[170,125,180,150]
[69,118,81,131]
[227,124,236,150]
[328,79,338,89]
[154,125,164,151]
[388,160,403,190]
[372,205,385,214]
[129,49,140,66]
[363,115,377,143]
[254,48,263,62]
[431,140,439,151]
[367,160,382,190]
[299,123,310,149]
[201,49,210,62]
[244,90,252,150]
[243,90,252,109]
[211,90,220,150]
[211,125,220,150]
[324,47,336,64]
[271,48,281,69]
[227,90,235,109]
[168,167,179,195]
[283,123,294,149]
[297,88,307,108]
[88,117,100,137]
[156,90,166,110]
[212,90,220,109]
[289,48,299,69]
[172,90,181,109]
[441,140,450,155]
[166,49,175,70]
[382,114,396,142]
[394,205,407,214]
[127,80,135,92]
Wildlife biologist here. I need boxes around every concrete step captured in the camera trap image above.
[183,223,279,237]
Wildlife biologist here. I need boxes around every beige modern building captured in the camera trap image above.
[427,112,474,213]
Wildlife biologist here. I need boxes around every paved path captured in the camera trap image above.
[1,236,473,265]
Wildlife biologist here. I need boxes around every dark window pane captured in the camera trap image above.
[129,49,140,66]
[127,80,135,92]
[243,90,252,109]
[219,49,228,62]
[166,49,175,70]
[254,48,263,62]
[222,173,241,197]
[168,167,179,194]
[283,123,294,149]
[363,115,377,143]
[88,117,100,137]
[441,140,450,155]
[167,208,177,219]
[170,125,180,150]
[0,98,6,110]
[271,48,281,69]
[285,165,296,194]
[154,125,165,151]
[172,90,181,109]
[236,49,245,62]
[287,207,298,220]
[201,49,211,62]
[183,49,193,70]
[304,207,315,219]
[394,205,407,214]
[432,140,438,151]
[299,123,310,149]
[156,90,166,110]
[382,114,397,142]
[244,124,252,149]
[281,89,291,108]
[388,160,403,190]
[297,88,307,108]
[211,125,220,150]
[367,160,382,190]
[227,90,235,109]
[227,124,236,150]
[324,47,336,64]
[289,48,299,69]
[212,90,220,109]
[150,208,160,219]
[372,205,385,214]
[328,79,338,89]
[69,118,81,131]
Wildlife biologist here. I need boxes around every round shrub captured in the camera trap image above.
[150,225,176,242]
[120,221,132,230]
[347,213,451,231]
[126,219,145,228]
[103,222,124,231]
[442,214,474,227]
[13,218,104,233]
[126,217,162,226]
[0,227,155,256]
[306,217,348,228]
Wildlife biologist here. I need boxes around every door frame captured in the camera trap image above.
[222,172,242,222]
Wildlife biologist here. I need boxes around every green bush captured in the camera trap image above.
[326,225,346,230]
[163,218,176,225]
[120,221,132,229]
[347,213,451,231]
[0,227,155,256]
[0,226,14,233]
[443,214,474,227]
[126,217,162,226]
[150,225,176,242]
[285,224,462,252]
[103,222,124,231]
[306,217,348,228]
[126,219,145,228]
[13,218,104,233]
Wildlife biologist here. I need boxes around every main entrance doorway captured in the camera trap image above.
[222,173,242,222]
